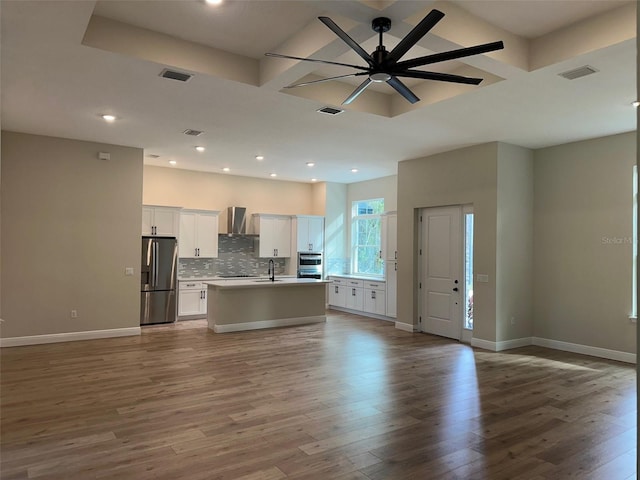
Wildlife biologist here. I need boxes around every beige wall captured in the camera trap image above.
[1,132,143,338]
[397,143,498,342]
[347,175,398,212]
[534,131,636,353]
[496,143,534,342]
[324,182,348,269]
[143,166,315,233]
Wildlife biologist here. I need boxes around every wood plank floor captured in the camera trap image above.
[1,311,636,479]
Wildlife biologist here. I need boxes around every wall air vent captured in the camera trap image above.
[183,129,204,136]
[160,68,193,82]
[558,65,599,80]
[316,106,344,115]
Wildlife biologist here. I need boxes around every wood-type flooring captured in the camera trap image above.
[1,312,636,479]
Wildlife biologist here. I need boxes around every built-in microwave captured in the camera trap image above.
[297,252,322,279]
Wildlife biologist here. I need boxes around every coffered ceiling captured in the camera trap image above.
[1,0,636,183]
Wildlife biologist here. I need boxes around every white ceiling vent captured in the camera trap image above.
[558,65,599,80]
[160,69,193,82]
[316,106,344,116]
[183,129,204,136]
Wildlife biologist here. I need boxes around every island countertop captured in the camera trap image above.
[204,278,329,289]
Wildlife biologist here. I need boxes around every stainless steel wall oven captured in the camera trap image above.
[297,252,322,279]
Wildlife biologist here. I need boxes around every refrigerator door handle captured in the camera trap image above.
[152,241,159,287]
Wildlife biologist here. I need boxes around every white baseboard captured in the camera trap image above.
[533,337,636,364]
[471,336,533,352]
[1,327,141,347]
[212,315,326,333]
[395,322,415,333]
[328,306,395,322]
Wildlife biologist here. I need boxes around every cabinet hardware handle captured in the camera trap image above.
[395,263,397,271]
[371,291,375,299]
[379,250,382,259]
[395,251,397,259]
[352,288,355,296]
[335,286,338,294]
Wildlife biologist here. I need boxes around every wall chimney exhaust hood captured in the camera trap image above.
[226,207,257,236]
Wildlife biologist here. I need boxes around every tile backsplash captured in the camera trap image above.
[178,236,285,278]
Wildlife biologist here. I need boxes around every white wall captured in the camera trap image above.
[1,132,143,338]
[143,165,316,232]
[534,131,636,354]
[347,175,398,213]
[496,144,534,342]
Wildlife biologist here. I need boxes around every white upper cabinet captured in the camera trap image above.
[179,209,219,258]
[252,214,291,258]
[142,205,180,236]
[293,215,324,252]
[382,212,397,261]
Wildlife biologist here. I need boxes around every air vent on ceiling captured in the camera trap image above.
[558,65,599,80]
[183,129,204,136]
[160,68,193,82]
[146,154,160,158]
[316,106,344,115]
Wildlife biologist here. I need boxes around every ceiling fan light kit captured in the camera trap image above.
[266,9,504,105]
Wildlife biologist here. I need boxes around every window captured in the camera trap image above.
[632,166,637,319]
[464,210,474,330]
[352,199,384,275]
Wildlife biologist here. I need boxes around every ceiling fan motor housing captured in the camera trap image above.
[372,17,391,33]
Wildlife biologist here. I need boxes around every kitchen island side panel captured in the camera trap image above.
[207,283,326,330]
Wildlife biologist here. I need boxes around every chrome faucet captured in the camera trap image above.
[268,259,275,282]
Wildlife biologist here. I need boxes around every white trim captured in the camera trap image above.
[471,337,532,351]
[212,315,326,333]
[1,327,141,347]
[395,322,415,333]
[533,337,636,364]
[328,306,395,322]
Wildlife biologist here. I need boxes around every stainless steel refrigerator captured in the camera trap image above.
[140,236,178,325]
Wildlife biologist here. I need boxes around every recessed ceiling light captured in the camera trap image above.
[256,155,264,161]
[195,146,205,152]
[269,173,277,177]
[169,160,177,166]
[351,168,358,173]
[633,101,639,108]
[101,114,116,122]
[222,167,230,172]
[306,162,315,167]
[205,0,222,4]
[311,178,317,182]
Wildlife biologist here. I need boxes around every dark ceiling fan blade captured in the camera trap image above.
[395,41,505,70]
[387,9,445,64]
[342,78,373,105]
[386,76,420,104]
[265,52,369,71]
[318,16,374,67]
[285,72,369,88]
[395,70,483,85]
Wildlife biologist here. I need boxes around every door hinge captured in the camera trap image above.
[419,316,422,323]
[419,249,422,255]
[419,282,422,289]
[420,215,422,222]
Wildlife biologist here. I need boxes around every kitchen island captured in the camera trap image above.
[205,278,329,333]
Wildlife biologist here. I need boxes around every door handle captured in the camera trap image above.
[453,287,459,292]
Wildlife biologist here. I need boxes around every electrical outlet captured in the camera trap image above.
[125,267,134,276]
[70,310,78,318]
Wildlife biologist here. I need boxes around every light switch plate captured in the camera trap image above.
[125,267,134,276]
[477,274,489,283]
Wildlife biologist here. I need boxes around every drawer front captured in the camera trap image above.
[366,281,385,290]
[179,281,203,290]
[331,278,345,285]
[347,279,363,287]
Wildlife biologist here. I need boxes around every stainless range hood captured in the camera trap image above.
[225,207,257,236]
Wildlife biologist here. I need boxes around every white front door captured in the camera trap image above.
[420,206,462,340]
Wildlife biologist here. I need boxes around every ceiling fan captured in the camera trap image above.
[265,9,504,105]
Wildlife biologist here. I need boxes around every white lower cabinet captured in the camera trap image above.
[178,281,207,317]
[385,261,397,318]
[345,280,364,311]
[363,281,386,316]
[329,276,391,319]
[328,278,347,308]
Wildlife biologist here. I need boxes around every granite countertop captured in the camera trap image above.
[179,275,296,282]
[205,278,329,289]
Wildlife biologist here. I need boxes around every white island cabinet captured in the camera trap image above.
[178,281,207,317]
[179,209,219,258]
[252,214,291,258]
[142,205,180,236]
